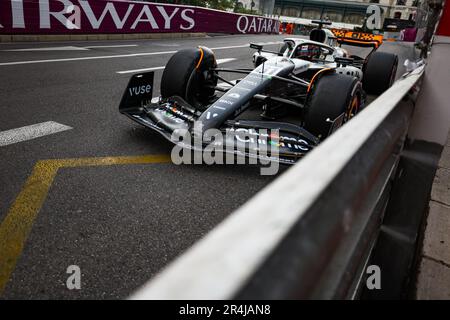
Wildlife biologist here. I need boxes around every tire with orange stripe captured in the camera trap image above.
[304,73,362,139]
[161,46,217,110]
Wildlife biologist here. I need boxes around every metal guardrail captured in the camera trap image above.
[129,65,425,300]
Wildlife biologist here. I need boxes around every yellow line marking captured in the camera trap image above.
[0,154,171,295]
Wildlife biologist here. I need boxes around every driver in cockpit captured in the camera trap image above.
[293,44,322,61]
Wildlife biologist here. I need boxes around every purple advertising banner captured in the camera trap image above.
[0,0,280,35]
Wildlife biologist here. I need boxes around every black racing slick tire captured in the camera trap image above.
[363,51,398,95]
[161,47,217,110]
[304,73,362,139]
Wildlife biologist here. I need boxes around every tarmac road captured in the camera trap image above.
[0,34,418,299]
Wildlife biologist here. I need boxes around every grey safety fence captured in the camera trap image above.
[129,65,425,300]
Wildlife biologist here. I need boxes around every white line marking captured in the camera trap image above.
[4,46,89,52]
[0,42,282,67]
[3,45,139,52]
[152,43,180,47]
[0,121,73,147]
[207,41,282,51]
[117,66,165,74]
[215,58,237,64]
[0,50,177,66]
[116,58,237,75]
[84,45,138,49]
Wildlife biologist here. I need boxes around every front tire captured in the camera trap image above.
[304,73,362,139]
[161,47,217,110]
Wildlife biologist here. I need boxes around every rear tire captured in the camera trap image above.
[363,51,398,95]
[161,47,217,110]
[304,73,362,139]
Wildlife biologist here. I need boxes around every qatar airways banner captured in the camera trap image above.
[0,0,280,35]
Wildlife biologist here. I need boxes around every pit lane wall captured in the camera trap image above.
[0,0,280,42]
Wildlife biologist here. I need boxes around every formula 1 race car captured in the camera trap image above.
[119,25,397,164]
[252,21,398,95]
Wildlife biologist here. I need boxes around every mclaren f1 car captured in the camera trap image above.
[119,25,398,165]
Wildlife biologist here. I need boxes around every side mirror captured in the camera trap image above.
[321,47,332,55]
[403,59,425,72]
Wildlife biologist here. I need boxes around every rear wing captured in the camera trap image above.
[331,29,383,48]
